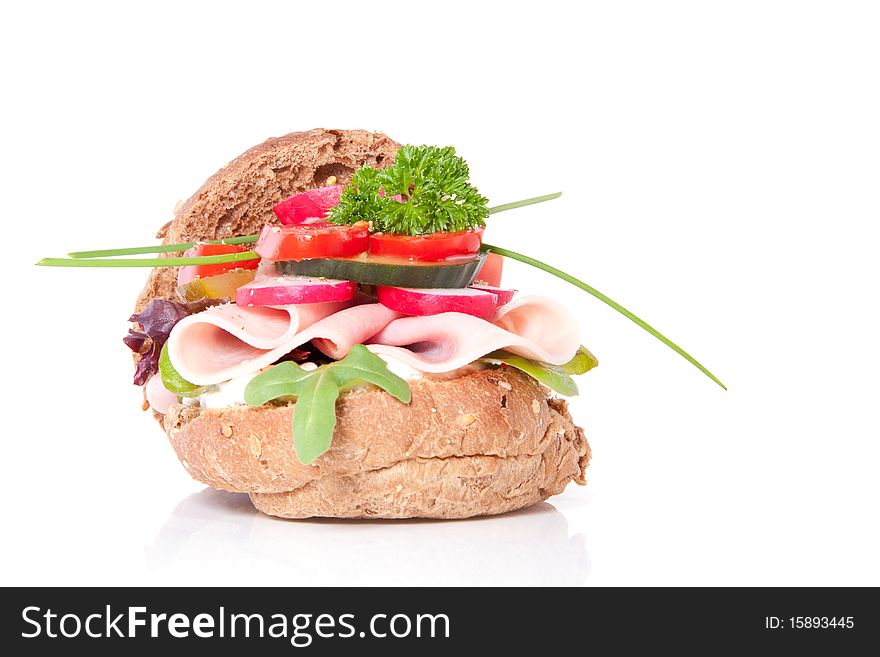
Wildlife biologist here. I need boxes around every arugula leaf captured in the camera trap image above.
[482,352,580,397]
[292,369,339,466]
[330,145,488,235]
[158,343,208,397]
[243,346,412,465]
[242,362,313,406]
[329,345,411,402]
[481,347,598,397]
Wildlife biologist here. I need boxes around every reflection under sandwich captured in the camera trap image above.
[148,488,590,586]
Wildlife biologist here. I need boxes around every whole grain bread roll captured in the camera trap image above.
[138,129,591,519]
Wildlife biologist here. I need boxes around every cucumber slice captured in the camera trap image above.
[274,252,487,288]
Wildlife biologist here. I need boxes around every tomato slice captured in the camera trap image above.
[177,243,260,286]
[254,222,370,262]
[369,227,484,262]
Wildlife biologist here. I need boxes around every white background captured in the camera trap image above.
[2,1,878,586]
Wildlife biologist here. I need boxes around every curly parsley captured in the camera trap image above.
[329,145,489,235]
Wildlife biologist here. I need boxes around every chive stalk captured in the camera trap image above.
[36,252,259,268]
[68,234,259,259]
[481,243,726,390]
[487,192,562,215]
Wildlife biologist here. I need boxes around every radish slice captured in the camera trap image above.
[237,273,356,306]
[469,284,516,307]
[273,185,343,225]
[377,286,498,319]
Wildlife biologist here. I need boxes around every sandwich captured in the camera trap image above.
[39,128,724,519]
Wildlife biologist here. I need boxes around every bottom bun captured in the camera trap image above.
[165,368,590,519]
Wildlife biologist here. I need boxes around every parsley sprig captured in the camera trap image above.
[330,145,489,235]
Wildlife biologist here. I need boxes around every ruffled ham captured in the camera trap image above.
[166,301,401,385]
[309,303,403,359]
[166,301,351,385]
[166,295,580,385]
[366,296,580,372]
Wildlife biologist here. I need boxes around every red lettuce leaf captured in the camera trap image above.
[124,299,215,385]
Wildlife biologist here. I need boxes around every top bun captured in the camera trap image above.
[135,128,400,311]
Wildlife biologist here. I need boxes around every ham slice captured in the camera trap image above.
[166,295,579,385]
[309,303,403,359]
[493,296,581,358]
[166,301,350,385]
[166,301,401,385]
[367,296,580,372]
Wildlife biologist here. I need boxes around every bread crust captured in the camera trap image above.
[165,369,590,519]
